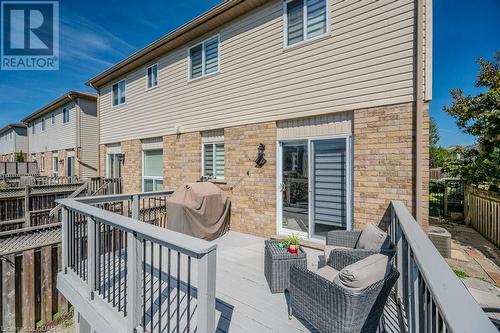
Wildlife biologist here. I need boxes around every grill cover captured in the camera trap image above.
[166,182,230,240]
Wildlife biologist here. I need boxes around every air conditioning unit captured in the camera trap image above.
[428,226,452,258]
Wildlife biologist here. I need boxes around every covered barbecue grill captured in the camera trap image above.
[165,182,230,240]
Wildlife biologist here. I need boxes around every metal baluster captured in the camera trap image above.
[158,245,162,333]
[118,229,122,312]
[142,239,146,329]
[150,242,154,333]
[167,248,171,333]
[177,251,180,333]
[113,227,116,308]
[187,256,191,333]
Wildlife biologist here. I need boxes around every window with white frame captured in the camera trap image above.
[51,112,55,125]
[143,149,163,192]
[40,154,45,171]
[189,35,219,80]
[146,64,159,89]
[63,108,70,123]
[203,143,224,179]
[284,0,328,47]
[112,80,126,106]
[107,153,122,178]
[41,116,46,131]
[31,122,35,134]
[51,155,58,177]
[67,156,75,177]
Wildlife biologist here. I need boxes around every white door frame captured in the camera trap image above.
[276,134,353,239]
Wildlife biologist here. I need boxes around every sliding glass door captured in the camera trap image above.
[278,136,351,239]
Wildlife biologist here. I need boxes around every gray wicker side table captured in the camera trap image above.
[264,240,307,293]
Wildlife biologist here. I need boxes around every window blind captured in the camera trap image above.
[313,139,346,228]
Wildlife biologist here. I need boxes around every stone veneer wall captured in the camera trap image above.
[224,122,277,237]
[163,132,201,189]
[353,102,429,230]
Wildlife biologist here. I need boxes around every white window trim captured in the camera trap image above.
[41,116,46,131]
[67,156,75,177]
[188,34,221,81]
[52,155,59,177]
[283,0,330,49]
[51,112,55,125]
[31,122,35,135]
[40,155,45,172]
[106,153,122,178]
[142,149,163,192]
[201,142,224,179]
[62,107,70,124]
[145,63,160,90]
[112,79,127,107]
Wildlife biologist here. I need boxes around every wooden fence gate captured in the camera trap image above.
[465,186,500,247]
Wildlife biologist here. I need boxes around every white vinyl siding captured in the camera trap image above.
[203,143,224,179]
[189,35,220,80]
[28,101,78,153]
[285,0,328,47]
[143,149,164,192]
[78,98,99,178]
[98,0,428,144]
[146,64,159,89]
[112,80,126,106]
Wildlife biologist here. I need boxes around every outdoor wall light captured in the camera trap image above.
[255,143,267,168]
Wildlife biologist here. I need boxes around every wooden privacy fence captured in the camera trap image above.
[0,162,37,176]
[0,183,86,232]
[1,244,69,332]
[465,186,500,247]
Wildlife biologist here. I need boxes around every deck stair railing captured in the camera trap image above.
[58,191,217,333]
[389,201,496,333]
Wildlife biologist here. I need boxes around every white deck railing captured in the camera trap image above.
[390,201,496,333]
[57,191,217,333]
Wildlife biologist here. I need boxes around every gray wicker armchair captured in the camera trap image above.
[326,230,396,268]
[289,261,399,333]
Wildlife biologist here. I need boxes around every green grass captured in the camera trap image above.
[453,269,469,278]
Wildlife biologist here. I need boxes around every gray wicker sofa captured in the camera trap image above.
[289,255,399,333]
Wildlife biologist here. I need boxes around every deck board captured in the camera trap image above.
[74,231,402,332]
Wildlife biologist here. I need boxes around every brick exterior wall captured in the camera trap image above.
[353,102,429,230]
[163,132,201,189]
[104,102,429,236]
[225,122,277,237]
[121,139,142,193]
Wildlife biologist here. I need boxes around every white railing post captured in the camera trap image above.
[197,248,217,333]
[127,232,143,333]
[87,217,96,299]
[61,207,69,273]
[132,194,139,220]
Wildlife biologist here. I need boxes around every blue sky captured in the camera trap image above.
[0,0,498,147]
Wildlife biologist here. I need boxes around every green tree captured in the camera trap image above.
[429,117,440,147]
[15,151,24,162]
[443,51,500,187]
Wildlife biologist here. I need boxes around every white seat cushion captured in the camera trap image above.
[334,253,391,291]
[355,223,391,250]
[315,265,339,281]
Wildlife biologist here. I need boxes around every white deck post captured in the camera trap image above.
[127,231,143,333]
[197,248,217,333]
[61,207,69,273]
[87,217,96,299]
[127,192,142,332]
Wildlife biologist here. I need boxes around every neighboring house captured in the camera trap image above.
[87,0,432,238]
[0,123,28,162]
[22,91,99,179]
